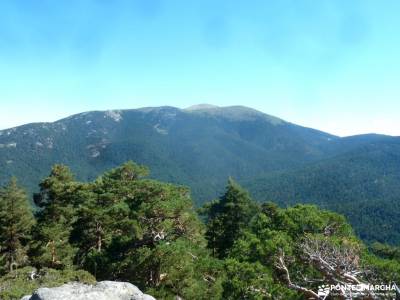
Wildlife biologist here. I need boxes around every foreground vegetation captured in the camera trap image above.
[0,162,399,299]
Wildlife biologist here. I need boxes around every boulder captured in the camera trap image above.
[21,281,156,300]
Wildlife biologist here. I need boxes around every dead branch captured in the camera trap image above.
[275,249,320,299]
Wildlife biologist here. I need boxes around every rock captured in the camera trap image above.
[22,281,156,300]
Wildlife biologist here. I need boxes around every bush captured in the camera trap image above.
[0,266,95,300]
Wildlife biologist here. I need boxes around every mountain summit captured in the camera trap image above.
[184,104,284,124]
[184,104,219,110]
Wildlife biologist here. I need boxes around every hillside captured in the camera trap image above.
[0,105,335,202]
[245,137,400,243]
[1,105,399,244]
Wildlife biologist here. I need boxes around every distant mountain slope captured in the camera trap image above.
[244,137,400,244]
[1,105,399,244]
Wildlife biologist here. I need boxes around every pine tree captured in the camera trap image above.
[29,165,78,269]
[70,183,119,276]
[204,178,258,258]
[0,178,34,274]
[70,162,149,275]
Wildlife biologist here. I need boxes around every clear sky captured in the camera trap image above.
[0,0,399,136]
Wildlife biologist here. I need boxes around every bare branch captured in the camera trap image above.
[300,236,362,285]
[275,249,320,299]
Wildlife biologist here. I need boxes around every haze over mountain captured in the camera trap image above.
[1,105,399,244]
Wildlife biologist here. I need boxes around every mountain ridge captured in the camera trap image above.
[1,105,397,137]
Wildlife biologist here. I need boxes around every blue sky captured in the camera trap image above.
[0,0,399,136]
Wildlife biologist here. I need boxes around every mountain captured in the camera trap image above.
[0,105,399,243]
[0,105,335,201]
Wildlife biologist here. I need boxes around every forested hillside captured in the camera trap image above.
[1,162,400,299]
[1,105,400,246]
[245,139,400,244]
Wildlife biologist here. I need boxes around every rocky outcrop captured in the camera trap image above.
[21,281,156,300]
